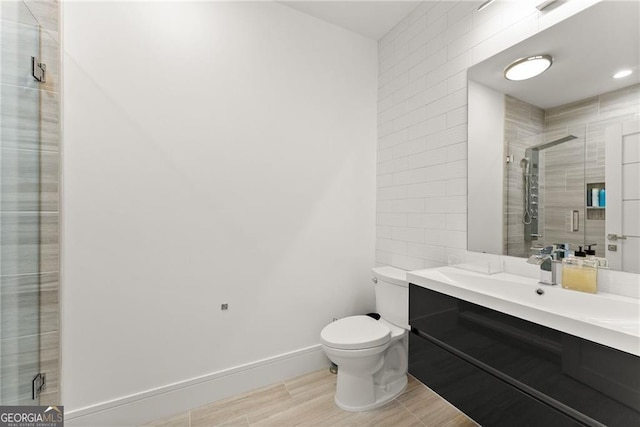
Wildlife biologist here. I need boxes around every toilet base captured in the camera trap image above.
[335,374,407,412]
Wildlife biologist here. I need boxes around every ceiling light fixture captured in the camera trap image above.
[477,0,496,12]
[504,55,553,81]
[613,69,633,79]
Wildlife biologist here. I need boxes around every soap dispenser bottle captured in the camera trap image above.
[562,246,598,293]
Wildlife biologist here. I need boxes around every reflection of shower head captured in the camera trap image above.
[529,134,578,151]
[520,157,530,175]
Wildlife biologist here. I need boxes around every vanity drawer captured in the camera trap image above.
[409,284,640,426]
[409,332,582,427]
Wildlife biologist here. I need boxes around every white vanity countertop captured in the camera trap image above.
[408,266,640,357]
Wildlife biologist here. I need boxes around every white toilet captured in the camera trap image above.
[320,266,409,411]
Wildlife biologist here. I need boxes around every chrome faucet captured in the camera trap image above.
[527,246,557,285]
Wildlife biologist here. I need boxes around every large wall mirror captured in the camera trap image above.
[468,1,639,273]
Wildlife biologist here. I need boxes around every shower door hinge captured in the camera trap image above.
[32,372,46,400]
[506,155,514,163]
[31,56,46,83]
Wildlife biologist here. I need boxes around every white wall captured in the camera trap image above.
[375,0,601,270]
[467,81,504,255]
[62,0,376,418]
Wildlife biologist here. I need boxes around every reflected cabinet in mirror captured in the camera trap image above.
[468,1,640,273]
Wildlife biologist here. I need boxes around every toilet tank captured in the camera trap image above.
[372,266,409,330]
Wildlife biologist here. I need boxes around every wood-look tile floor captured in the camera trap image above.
[144,369,478,427]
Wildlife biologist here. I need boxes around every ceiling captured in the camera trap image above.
[468,1,640,109]
[280,1,422,40]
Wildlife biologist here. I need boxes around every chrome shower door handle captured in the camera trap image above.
[31,57,46,82]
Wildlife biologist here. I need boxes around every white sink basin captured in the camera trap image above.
[408,266,640,356]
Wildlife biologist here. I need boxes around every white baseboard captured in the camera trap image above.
[65,344,329,426]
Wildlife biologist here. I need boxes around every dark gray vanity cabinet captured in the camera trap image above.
[408,284,640,427]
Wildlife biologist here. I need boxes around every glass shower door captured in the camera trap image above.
[539,127,587,253]
[506,127,587,257]
[0,2,42,405]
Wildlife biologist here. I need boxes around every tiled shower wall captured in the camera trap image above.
[544,84,640,258]
[503,84,640,259]
[0,0,60,406]
[375,0,602,270]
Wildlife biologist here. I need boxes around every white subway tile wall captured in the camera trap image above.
[375,0,600,271]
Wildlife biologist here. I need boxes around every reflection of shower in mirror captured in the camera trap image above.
[521,135,577,241]
[467,1,640,272]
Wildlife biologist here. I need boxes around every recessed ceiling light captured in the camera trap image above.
[504,55,553,81]
[613,69,633,79]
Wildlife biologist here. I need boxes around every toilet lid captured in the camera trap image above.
[320,315,391,350]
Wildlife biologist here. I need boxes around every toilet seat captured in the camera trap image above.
[320,315,390,350]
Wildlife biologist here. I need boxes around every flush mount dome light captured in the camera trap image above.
[504,55,553,81]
